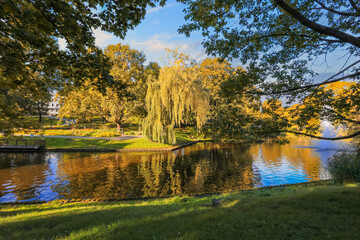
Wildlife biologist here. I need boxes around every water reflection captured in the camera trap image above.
[0,138,338,202]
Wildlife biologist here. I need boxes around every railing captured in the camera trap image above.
[0,138,46,148]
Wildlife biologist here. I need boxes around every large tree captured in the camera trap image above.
[178,0,360,140]
[102,43,147,132]
[143,49,209,144]
[58,43,148,132]
[0,0,164,133]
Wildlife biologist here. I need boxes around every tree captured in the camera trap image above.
[58,81,103,125]
[102,43,147,132]
[204,68,262,140]
[143,49,209,144]
[178,0,360,140]
[58,43,148,132]
[1,0,164,133]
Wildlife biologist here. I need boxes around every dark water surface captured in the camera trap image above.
[0,137,345,202]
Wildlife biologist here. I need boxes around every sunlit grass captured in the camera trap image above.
[0,182,359,239]
[45,137,172,149]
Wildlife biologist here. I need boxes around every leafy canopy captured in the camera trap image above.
[178,0,360,140]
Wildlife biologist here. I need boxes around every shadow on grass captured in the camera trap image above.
[1,184,360,239]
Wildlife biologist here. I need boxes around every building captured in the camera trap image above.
[47,94,60,116]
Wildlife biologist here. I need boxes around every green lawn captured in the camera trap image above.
[0,181,359,239]
[44,137,172,149]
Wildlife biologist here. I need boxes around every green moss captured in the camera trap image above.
[0,182,359,239]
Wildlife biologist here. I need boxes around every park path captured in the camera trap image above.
[14,134,143,141]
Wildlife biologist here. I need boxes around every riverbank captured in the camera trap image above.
[1,181,359,239]
[7,128,203,152]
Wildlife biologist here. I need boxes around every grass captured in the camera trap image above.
[44,137,172,149]
[0,181,359,239]
[10,127,198,150]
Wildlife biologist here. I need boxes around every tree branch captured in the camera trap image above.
[324,107,360,124]
[308,59,360,98]
[283,130,360,140]
[349,0,360,13]
[274,0,360,48]
[314,0,355,17]
[250,71,360,95]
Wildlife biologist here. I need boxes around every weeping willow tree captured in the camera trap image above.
[143,49,209,144]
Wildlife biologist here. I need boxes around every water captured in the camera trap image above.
[0,137,346,203]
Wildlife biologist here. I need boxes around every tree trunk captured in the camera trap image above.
[116,122,121,134]
[37,102,42,122]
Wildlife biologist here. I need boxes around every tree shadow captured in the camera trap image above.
[1,186,360,239]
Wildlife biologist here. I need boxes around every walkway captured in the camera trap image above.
[14,134,143,141]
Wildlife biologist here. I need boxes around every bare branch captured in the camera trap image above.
[283,130,360,140]
[274,0,360,48]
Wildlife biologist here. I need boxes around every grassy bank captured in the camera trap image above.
[44,137,172,149]
[0,181,359,239]
[16,128,198,150]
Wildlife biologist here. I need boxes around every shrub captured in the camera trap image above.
[328,151,360,183]
[92,132,116,138]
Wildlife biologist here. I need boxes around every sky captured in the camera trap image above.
[58,0,355,81]
[91,1,207,65]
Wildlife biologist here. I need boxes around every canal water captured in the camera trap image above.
[0,137,348,203]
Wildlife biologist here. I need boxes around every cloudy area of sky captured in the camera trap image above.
[59,0,355,82]
[90,1,207,65]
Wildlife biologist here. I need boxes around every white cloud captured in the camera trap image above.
[127,34,208,64]
[58,38,67,50]
[147,2,178,14]
[150,20,161,25]
[93,29,118,48]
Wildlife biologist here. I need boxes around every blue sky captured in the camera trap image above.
[90,1,207,65]
[58,1,355,80]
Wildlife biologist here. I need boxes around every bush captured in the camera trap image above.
[328,151,360,183]
[92,132,117,138]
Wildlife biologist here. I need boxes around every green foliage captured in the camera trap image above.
[58,43,148,132]
[143,49,209,144]
[328,151,360,183]
[102,43,147,131]
[179,0,360,140]
[205,69,262,140]
[1,0,164,134]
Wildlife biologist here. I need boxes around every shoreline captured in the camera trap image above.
[0,140,213,153]
[0,179,331,205]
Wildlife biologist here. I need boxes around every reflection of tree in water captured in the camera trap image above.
[138,143,260,197]
[54,144,260,200]
[55,153,146,200]
[0,139,328,202]
[0,153,48,201]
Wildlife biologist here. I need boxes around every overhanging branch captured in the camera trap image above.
[324,107,360,124]
[249,71,360,95]
[274,0,360,48]
[283,130,360,140]
[314,0,356,17]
